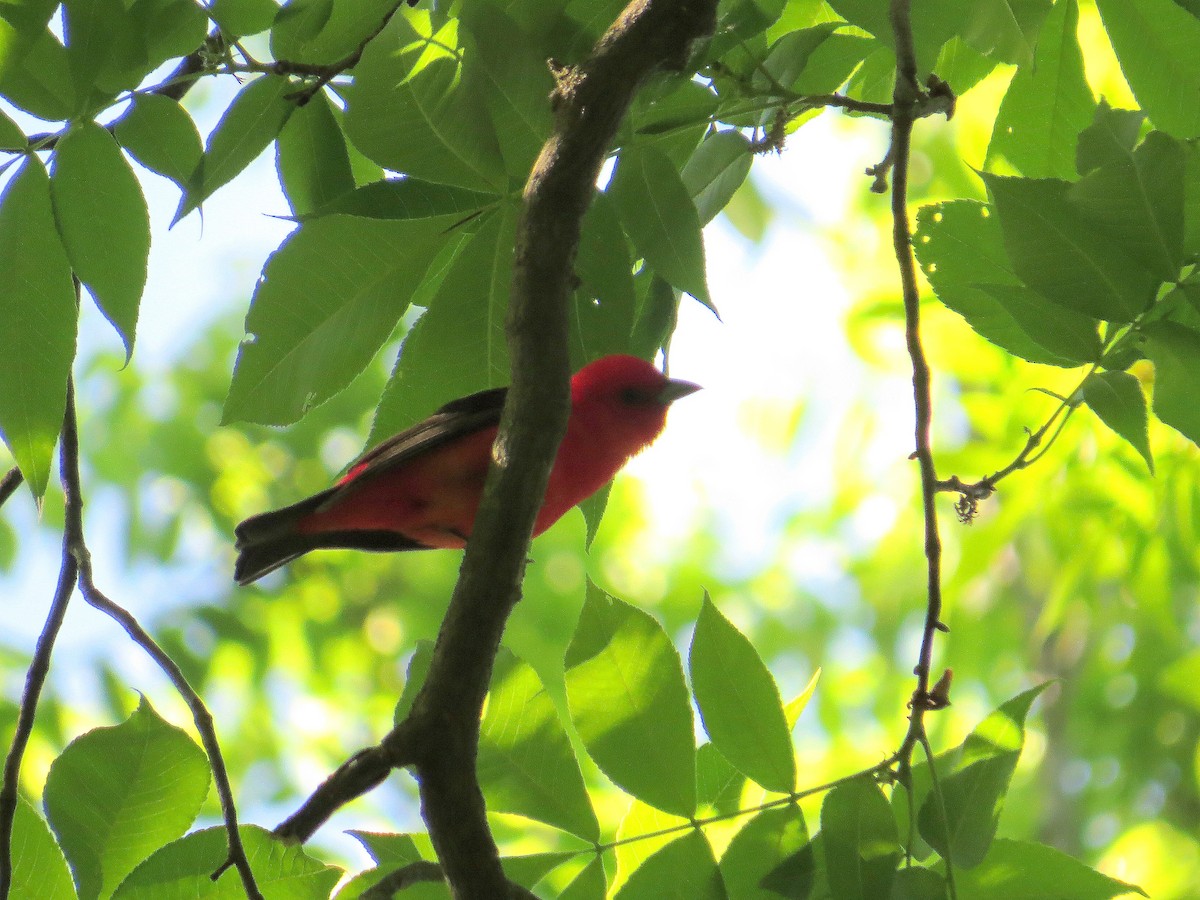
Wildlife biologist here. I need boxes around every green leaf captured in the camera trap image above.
[271,0,394,65]
[209,0,280,36]
[971,283,1102,364]
[276,90,355,216]
[11,797,75,900]
[1082,371,1154,473]
[478,649,600,841]
[681,130,753,226]
[825,0,962,74]
[560,857,608,900]
[1075,100,1146,177]
[933,36,997,96]
[791,33,875,95]
[754,24,838,92]
[0,28,76,121]
[573,192,636,365]
[578,481,612,549]
[565,583,696,818]
[460,3,553,178]
[176,74,296,222]
[393,641,434,725]
[0,157,77,499]
[614,831,725,900]
[914,200,1101,366]
[1142,321,1200,445]
[959,0,1054,66]
[344,8,504,190]
[51,121,149,359]
[630,77,718,167]
[987,0,1094,180]
[821,778,900,900]
[110,825,342,899]
[503,853,576,891]
[689,595,795,793]
[0,107,26,149]
[44,697,211,900]
[309,178,496,220]
[719,805,812,900]
[223,214,459,426]
[630,273,680,359]
[611,145,712,309]
[954,839,1146,898]
[63,0,134,110]
[696,742,745,813]
[1185,142,1200,257]
[348,830,424,866]
[981,173,1155,322]
[367,205,516,444]
[1095,0,1200,138]
[1069,130,1186,281]
[127,0,207,75]
[114,93,204,192]
[918,685,1047,868]
[0,0,58,81]
[890,867,948,899]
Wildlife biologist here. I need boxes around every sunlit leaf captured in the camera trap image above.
[613,831,724,900]
[44,697,211,900]
[1095,0,1200,139]
[51,120,149,359]
[1082,370,1153,473]
[1142,321,1200,445]
[918,685,1048,868]
[719,805,812,900]
[689,595,795,793]
[954,839,1146,898]
[110,825,341,898]
[344,8,505,190]
[981,173,1154,322]
[1069,130,1186,281]
[987,0,1094,180]
[821,778,900,899]
[565,583,696,818]
[479,649,599,841]
[0,157,76,499]
[10,797,74,900]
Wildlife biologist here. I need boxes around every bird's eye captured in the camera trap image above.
[620,387,651,406]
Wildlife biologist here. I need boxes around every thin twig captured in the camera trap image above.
[54,383,259,894]
[883,0,953,850]
[0,468,22,511]
[0,387,81,900]
[935,365,1095,521]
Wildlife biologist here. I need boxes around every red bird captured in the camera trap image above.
[234,355,699,584]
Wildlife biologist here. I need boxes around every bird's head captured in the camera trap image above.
[570,354,700,453]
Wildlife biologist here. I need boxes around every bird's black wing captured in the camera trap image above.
[331,385,509,493]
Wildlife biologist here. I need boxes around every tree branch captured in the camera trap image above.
[273,1,717,895]
[0,386,81,900]
[883,0,953,813]
[0,379,261,897]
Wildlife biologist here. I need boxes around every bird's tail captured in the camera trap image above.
[233,491,333,586]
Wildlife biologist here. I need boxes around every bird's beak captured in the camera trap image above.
[657,378,702,405]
